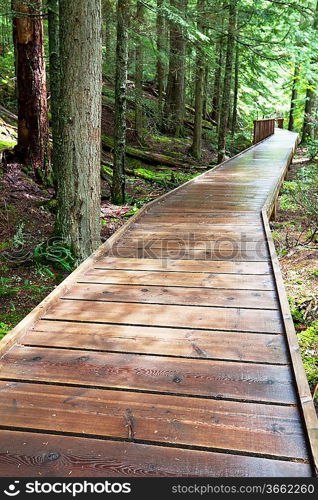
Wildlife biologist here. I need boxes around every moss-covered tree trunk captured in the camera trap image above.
[288,63,299,132]
[112,0,130,205]
[135,1,145,142]
[202,65,209,120]
[217,0,236,163]
[210,22,224,126]
[191,0,205,159]
[12,0,49,178]
[156,0,166,119]
[164,0,187,137]
[302,0,318,142]
[47,0,60,189]
[102,0,114,76]
[230,41,239,133]
[55,0,102,261]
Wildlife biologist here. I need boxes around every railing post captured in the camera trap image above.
[276,118,284,129]
[253,118,277,145]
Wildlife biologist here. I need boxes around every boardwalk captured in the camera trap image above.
[0,129,317,477]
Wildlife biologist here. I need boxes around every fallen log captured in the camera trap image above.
[102,135,190,169]
[0,105,18,125]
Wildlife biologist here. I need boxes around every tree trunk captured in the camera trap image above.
[217,0,237,163]
[302,0,318,142]
[102,0,114,76]
[156,0,166,119]
[302,87,315,142]
[231,41,239,134]
[288,63,299,132]
[191,0,205,159]
[47,0,60,189]
[202,64,209,119]
[12,0,49,178]
[135,1,145,141]
[210,26,224,126]
[164,0,187,137]
[55,0,102,261]
[112,0,130,205]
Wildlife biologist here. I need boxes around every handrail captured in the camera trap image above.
[253,118,275,144]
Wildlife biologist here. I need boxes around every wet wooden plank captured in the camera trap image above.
[44,299,283,333]
[25,320,288,363]
[107,247,269,261]
[80,269,275,290]
[0,345,295,403]
[64,283,278,309]
[125,228,265,242]
[95,257,271,274]
[142,212,262,225]
[0,382,308,459]
[0,430,311,477]
[115,239,268,252]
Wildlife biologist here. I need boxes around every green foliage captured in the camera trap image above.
[297,321,318,393]
[0,322,10,339]
[33,240,76,272]
[289,296,305,325]
[0,277,19,298]
[306,139,318,160]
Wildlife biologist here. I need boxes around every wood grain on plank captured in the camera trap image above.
[125,229,266,242]
[95,257,271,274]
[80,269,274,291]
[25,320,288,363]
[0,345,296,403]
[64,283,278,309]
[0,382,308,459]
[142,213,262,225]
[0,430,311,477]
[44,299,283,333]
[106,247,269,261]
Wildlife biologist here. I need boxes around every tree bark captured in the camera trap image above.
[217,0,237,163]
[191,0,205,159]
[301,0,318,142]
[55,0,102,261]
[102,0,114,76]
[156,0,166,119]
[164,0,187,137]
[12,0,49,178]
[202,64,209,119]
[230,41,239,133]
[135,1,145,141]
[210,25,224,126]
[288,63,299,132]
[47,0,60,189]
[112,0,130,204]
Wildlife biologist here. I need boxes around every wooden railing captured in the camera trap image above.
[276,117,284,129]
[253,118,275,144]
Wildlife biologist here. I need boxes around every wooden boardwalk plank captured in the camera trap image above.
[64,283,278,309]
[107,247,269,261]
[0,430,312,477]
[44,299,283,333]
[80,269,275,290]
[0,382,308,459]
[95,257,272,274]
[0,345,296,403]
[25,320,288,363]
